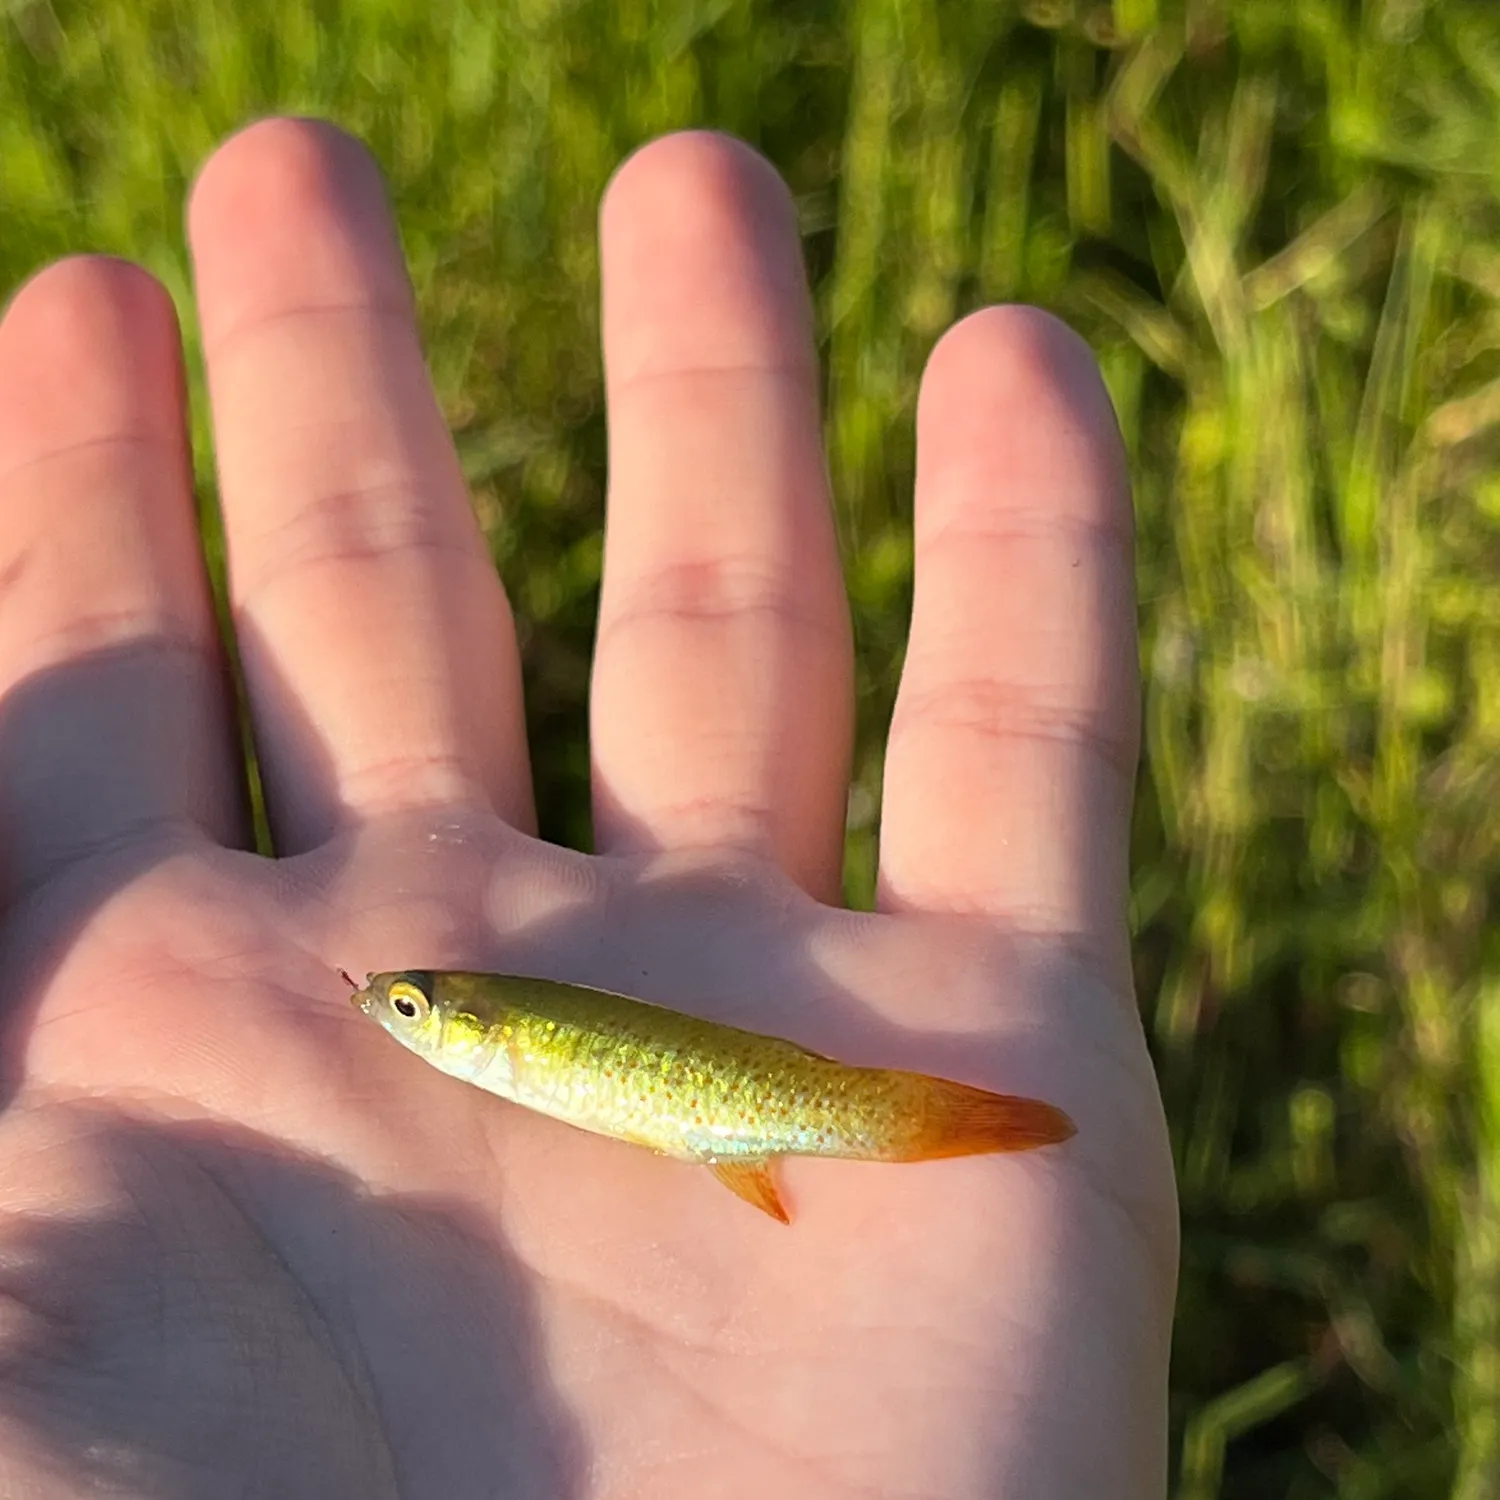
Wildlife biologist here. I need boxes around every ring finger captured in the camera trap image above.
[589,133,853,902]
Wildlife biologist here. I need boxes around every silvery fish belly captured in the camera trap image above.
[349,968,1075,1224]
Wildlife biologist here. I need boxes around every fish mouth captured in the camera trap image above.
[339,968,372,1011]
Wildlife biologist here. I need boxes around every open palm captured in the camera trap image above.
[0,122,1175,1498]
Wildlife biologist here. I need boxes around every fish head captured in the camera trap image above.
[350,970,446,1058]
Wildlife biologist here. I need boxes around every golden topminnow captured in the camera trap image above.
[346,968,1075,1223]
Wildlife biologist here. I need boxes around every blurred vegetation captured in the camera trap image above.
[4,0,1500,1492]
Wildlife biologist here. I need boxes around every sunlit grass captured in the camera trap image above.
[5,0,1500,1492]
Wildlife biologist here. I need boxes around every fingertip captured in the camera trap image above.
[3,253,173,333]
[601,129,797,242]
[599,130,813,383]
[0,256,186,476]
[922,304,1105,386]
[917,304,1131,539]
[187,116,410,351]
[187,115,383,237]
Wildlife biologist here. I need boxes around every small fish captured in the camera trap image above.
[346,968,1075,1223]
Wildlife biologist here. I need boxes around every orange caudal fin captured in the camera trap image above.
[905,1078,1076,1161]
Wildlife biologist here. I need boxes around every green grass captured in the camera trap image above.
[4,0,1500,1492]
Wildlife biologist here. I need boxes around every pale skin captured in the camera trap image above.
[0,120,1176,1498]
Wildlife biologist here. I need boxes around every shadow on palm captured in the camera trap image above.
[0,1110,584,1498]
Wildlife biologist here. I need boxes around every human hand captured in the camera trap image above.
[0,121,1175,1498]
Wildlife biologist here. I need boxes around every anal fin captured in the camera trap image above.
[707,1158,790,1224]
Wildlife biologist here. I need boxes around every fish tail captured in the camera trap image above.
[897,1076,1076,1160]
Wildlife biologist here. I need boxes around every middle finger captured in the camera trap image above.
[189,119,534,854]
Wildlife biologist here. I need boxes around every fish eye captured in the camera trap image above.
[387,976,431,1022]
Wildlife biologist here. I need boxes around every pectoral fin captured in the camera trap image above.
[707,1158,790,1224]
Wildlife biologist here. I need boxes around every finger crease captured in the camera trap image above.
[234,485,491,605]
[918,506,1134,558]
[203,299,414,366]
[891,684,1137,780]
[0,432,179,494]
[600,563,841,649]
[605,788,778,853]
[337,750,491,815]
[608,357,818,403]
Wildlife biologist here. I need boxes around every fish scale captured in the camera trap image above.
[503,1007,856,1157]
